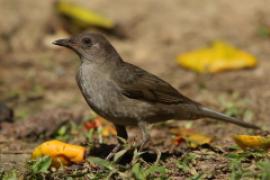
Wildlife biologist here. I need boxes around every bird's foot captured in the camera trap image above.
[105,144,122,160]
[132,143,161,164]
[105,136,129,161]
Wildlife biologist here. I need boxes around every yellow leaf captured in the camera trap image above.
[187,133,212,148]
[55,0,114,29]
[233,135,270,150]
[32,140,86,167]
[176,41,257,73]
[101,126,117,137]
[171,128,212,148]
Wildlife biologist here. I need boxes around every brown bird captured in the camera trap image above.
[53,32,259,150]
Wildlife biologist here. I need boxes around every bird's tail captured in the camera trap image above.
[198,106,260,129]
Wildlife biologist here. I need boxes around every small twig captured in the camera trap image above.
[0,151,32,154]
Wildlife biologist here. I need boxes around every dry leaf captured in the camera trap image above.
[233,135,270,150]
[172,128,212,148]
[84,117,102,130]
[101,125,117,137]
[84,117,116,137]
[55,0,114,29]
[32,140,86,167]
[177,41,257,73]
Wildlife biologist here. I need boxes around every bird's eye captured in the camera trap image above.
[82,38,92,46]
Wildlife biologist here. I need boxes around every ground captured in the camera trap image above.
[0,0,270,179]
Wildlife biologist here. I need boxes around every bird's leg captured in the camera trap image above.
[106,124,127,160]
[115,125,128,143]
[138,121,150,151]
[138,121,161,163]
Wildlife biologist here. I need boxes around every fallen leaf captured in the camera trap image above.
[55,0,114,30]
[172,135,184,146]
[101,125,117,137]
[171,128,212,148]
[32,140,86,167]
[84,117,102,130]
[177,41,257,73]
[84,117,116,137]
[233,135,270,150]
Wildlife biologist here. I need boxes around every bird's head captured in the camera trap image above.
[53,32,121,64]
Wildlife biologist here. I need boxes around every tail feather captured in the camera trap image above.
[198,106,260,129]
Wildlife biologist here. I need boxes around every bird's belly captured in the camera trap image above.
[80,80,171,125]
[89,96,174,126]
[82,89,149,125]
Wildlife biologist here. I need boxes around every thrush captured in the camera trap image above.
[53,32,259,150]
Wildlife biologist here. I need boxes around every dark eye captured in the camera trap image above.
[82,38,92,46]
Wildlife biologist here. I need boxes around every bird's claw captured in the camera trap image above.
[105,144,121,160]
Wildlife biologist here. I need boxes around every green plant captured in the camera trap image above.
[25,156,52,179]
[1,170,17,180]
[177,153,198,174]
[132,163,166,180]
[257,160,270,180]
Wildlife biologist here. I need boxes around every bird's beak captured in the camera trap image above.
[52,38,71,47]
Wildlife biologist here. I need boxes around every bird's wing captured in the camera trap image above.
[113,63,198,105]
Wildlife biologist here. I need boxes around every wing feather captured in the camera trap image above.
[113,63,197,105]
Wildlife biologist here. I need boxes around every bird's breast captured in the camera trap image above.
[77,64,113,108]
[77,64,129,120]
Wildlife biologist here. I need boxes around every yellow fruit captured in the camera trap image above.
[32,140,86,167]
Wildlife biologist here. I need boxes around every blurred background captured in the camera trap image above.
[0,0,270,177]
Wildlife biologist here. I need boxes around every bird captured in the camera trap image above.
[53,32,260,150]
